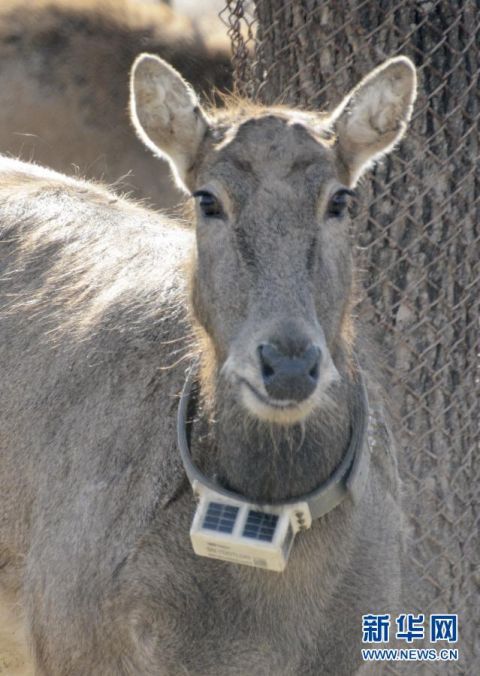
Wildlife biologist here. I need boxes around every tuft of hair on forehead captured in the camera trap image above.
[210,93,328,123]
[205,91,274,122]
[206,92,333,145]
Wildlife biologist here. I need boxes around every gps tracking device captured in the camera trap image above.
[177,364,372,572]
[190,487,310,572]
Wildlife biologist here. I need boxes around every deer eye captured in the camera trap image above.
[193,190,223,219]
[326,189,355,218]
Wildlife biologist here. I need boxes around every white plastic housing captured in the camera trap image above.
[189,485,311,572]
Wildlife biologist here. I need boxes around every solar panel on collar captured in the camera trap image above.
[202,502,239,534]
[243,510,278,542]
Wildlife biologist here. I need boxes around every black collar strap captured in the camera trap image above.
[177,362,371,523]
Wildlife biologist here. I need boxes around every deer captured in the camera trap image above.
[0,0,231,211]
[0,53,416,675]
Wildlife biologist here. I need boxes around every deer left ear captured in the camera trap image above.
[331,57,417,186]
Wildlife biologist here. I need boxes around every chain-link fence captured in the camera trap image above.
[220,1,479,671]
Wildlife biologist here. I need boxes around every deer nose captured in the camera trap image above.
[258,343,321,402]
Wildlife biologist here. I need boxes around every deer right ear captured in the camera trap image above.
[130,54,210,192]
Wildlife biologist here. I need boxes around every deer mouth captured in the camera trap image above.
[238,377,316,424]
[240,378,299,409]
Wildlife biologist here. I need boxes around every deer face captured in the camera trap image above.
[130,55,416,424]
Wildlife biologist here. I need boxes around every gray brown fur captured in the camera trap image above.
[0,0,231,211]
[0,55,416,675]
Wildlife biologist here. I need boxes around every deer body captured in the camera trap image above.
[0,54,416,675]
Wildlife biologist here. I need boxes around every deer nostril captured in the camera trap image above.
[262,362,274,379]
[309,361,319,381]
[258,344,276,380]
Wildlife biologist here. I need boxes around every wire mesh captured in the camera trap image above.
[220,1,480,672]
